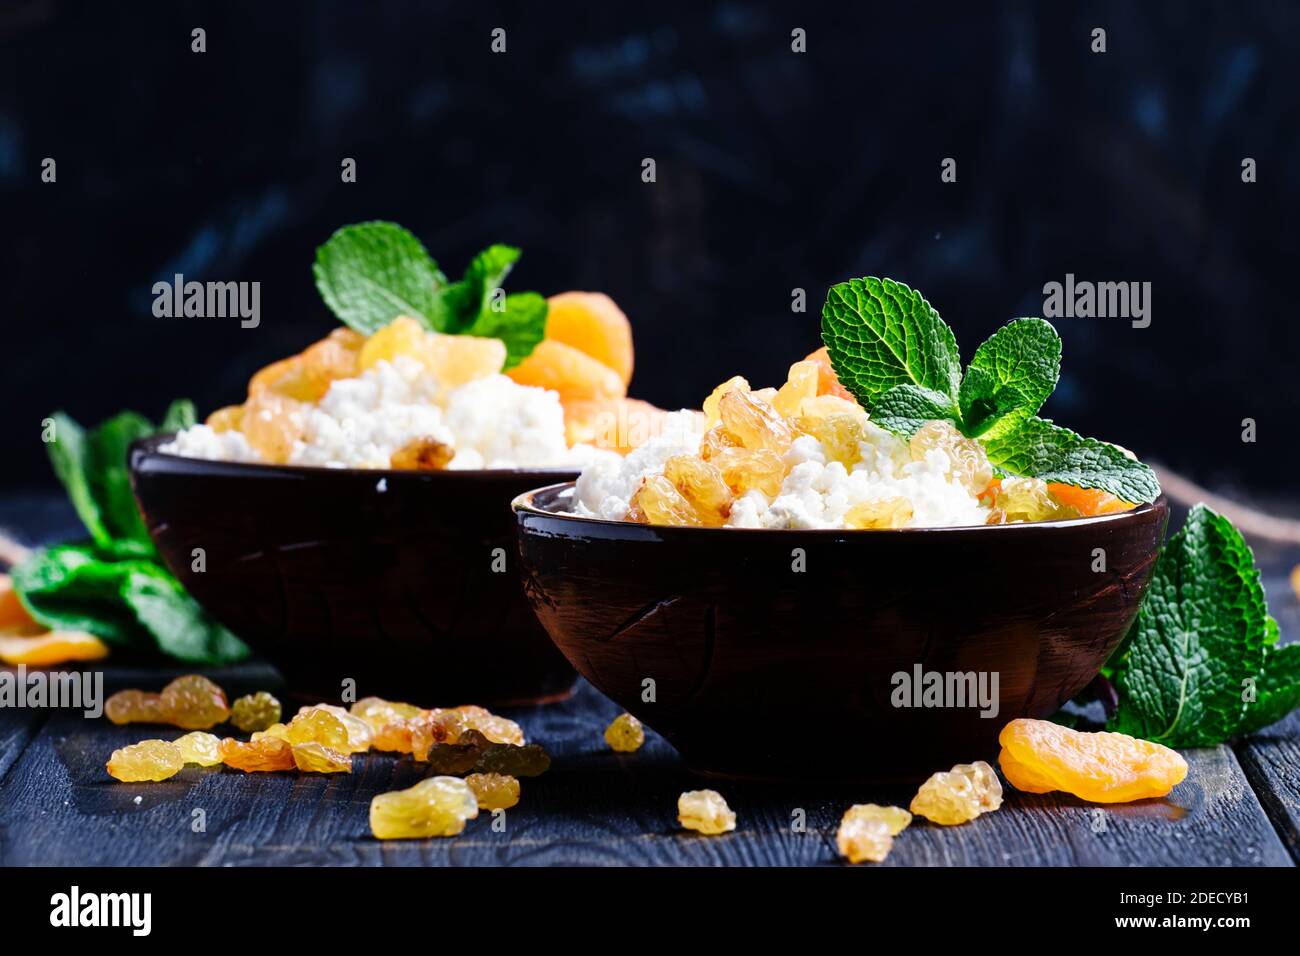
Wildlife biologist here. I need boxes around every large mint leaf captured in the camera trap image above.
[1109,505,1267,746]
[87,410,156,546]
[313,221,448,334]
[12,544,248,664]
[160,399,197,433]
[465,291,548,370]
[1237,640,1300,734]
[983,416,1160,503]
[46,412,112,548]
[870,384,960,437]
[959,318,1061,439]
[821,277,961,409]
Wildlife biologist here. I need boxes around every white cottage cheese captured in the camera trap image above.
[572,412,992,529]
[163,356,615,471]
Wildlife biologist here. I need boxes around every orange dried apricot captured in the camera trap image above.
[507,339,626,401]
[0,630,109,666]
[544,291,635,386]
[1046,483,1134,516]
[803,346,857,402]
[998,718,1188,803]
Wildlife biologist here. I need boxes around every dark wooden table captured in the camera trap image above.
[2,495,1298,866]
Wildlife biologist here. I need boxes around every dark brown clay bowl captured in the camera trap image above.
[129,435,578,705]
[514,482,1169,783]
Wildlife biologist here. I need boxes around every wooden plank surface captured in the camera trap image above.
[0,676,1291,866]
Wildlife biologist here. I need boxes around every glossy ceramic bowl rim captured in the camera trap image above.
[131,434,582,482]
[513,480,1167,535]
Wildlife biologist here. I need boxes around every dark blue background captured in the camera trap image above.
[4,1,1297,492]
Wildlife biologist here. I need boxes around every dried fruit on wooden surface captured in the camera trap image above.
[218,736,295,773]
[677,789,736,835]
[466,772,521,810]
[291,742,352,774]
[229,691,282,733]
[910,760,1003,825]
[603,713,645,753]
[998,718,1188,803]
[370,776,479,840]
[107,740,185,782]
[173,731,223,767]
[105,675,230,730]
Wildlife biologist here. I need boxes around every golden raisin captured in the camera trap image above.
[844,496,913,529]
[390,436,454,471]
[291,742,352,774]
[998,718,1188,803]
[106,740,185,782]
[836,803,911,864]
[229,691,281,733]
[702,376,750,427]
[466,772,521,810]
[794,413,867,467]
[370,776,479,840]
[604,713,645,753]
[773,360,821,419]
[663,455,732,525]
[173,731,223,767]
[709,447,786,497]
[718,389,794,454]
[678,789,736,835]
[218,736,295,772]
[909,420,994,495]
[910,760,1003,825]
[283,708,351,749]
[630,475,704,527]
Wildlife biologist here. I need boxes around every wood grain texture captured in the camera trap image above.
[0,677,1291,866]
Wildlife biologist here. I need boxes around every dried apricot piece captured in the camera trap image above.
[562,397,667,453]
[357,315,431,372]
[205,404,244,434]
[910,760,1003,825]
[424,334,507,388]
[506,339,626,401]
[544,291,635,386]
[107,740,186,782]
[1045,483,1134,516]
[0,630,109,666]
[370,776,479,839]
[241,391,306,464]
[604,713,645,752]
[998,718,1188,803]
[803,346,857,401]
[678,789,736,835]
[466,772,521,810]
[229,691,282,733]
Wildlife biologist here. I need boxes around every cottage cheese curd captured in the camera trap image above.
[164,356,614,471]
[572,410,992,529]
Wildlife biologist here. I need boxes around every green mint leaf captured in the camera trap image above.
[87,410,157,546]
[441,244,522,333]
[982,416,1161,503]
[959,318,1061,439]
[46,412,112,548]
[11,545,248,664]
[1108,505,1267,746]
[821,277,962,409]
[313,221,448,334]
[159,399,197,433]
[1237,642,1300,734]
[465,291,548,370]
[870,384,960,437]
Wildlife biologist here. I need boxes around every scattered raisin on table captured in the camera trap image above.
[910,760,1003,825]
[229,691,281,733]
[107,740,185,782]
[678,790,736,835]
[370,776,479,840]
[173,731,222,767]
[466,773,521,810]
[604,713,645,752]
[218,736,295,772]
[836,804,912,864]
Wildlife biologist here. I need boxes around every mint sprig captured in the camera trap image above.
[1107,504,1299,745]
[820,276,1160,502]
[13,403,248,665]
[312,221,546,369]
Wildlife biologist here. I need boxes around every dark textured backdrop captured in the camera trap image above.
[3,0,1298,492]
